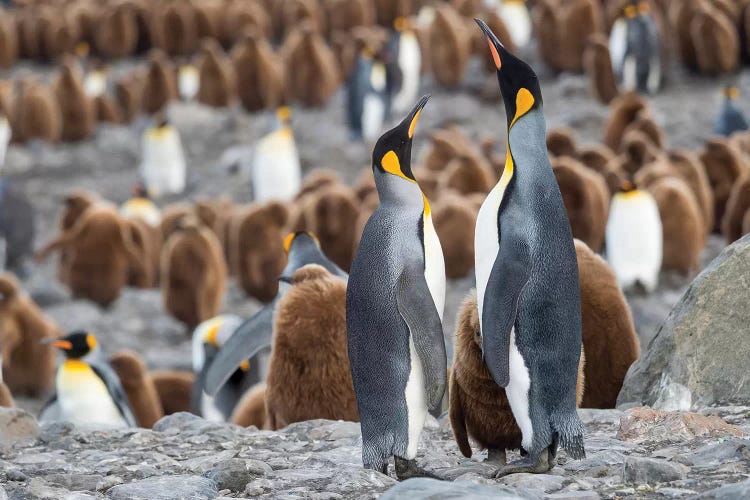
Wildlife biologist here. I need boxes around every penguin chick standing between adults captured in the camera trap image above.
[251,107,301,202]
[139,113,187,197]
[347,48,389,143]
[714,85,748,137]
[346,95,448,480]
[473,20,585,477]
[39,332,137,428]
[605,179,662,292]
[390,18,421,114]
[610,1,661,95]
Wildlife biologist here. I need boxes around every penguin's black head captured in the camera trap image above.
[475,19,542,130]
[47,331,97,359]
[283,231,319,254]
[372,95,430,182]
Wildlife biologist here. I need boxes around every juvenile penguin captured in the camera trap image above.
[232,31,285,112]
[346,95,448,479]
[197,39,237,108]
[281,23,341,107]
[139,114,187,197]
[428,4,471,88]
[230,382,267,428]
[251,107,301,202]
[610,1,661,94]
[605,179,662,292]
[40,332,137,428]
[472,20,585,476]
[390,17,422,114]
[141,50,177,115]
[583,33,619,105]
[108,350,164,428]
[149,370,194,415]
[714,85,749,137]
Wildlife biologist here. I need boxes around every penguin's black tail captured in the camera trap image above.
[552,412,586,460]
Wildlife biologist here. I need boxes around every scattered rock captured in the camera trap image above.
[206,459,272,492]
[619,235,750,408]
[696,478,750,498]
[6,469,28,482]
[622,456,688,484]
[380,478,526,499]
[616,407,745,443]
[0,408,40,448]
[107,475,218,500]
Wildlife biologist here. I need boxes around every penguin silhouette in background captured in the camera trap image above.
[487,0,531,49]
[390,17,421,114]
[191,315,260,422]
[139,113,187,197]
[347,48,390,143]
[204,231,346,396]
[39,332,137,428]
[251,106,301,202]
[347,95,448,480]
[609,1,661,94]
[178,63,200,102]
[83,63,108,98]
[605,178,662,292]
[714,85,748,137]
[473,19,585,477]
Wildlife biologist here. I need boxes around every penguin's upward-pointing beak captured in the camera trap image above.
[475,18,507,70]
[401,94,430,139]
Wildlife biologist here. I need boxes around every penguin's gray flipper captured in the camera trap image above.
[91,362,138,427]
[492,448,554,478]
[203,298,278,396]
[396,269,447,412]
[38,394,60,422]
[481,241,530,388]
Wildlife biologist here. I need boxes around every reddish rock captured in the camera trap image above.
[616,407,745,443]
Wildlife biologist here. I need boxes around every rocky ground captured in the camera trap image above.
[0,406,748,499]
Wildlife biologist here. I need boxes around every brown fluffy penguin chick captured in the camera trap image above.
[296,169,342,200]
[421,126,474,172]
[372,0,410,27]
[324,0,376,37]
[618,129,662,176]
[280,0,325,39]
[414,167,442,202]
[700,138,749,233]
[532,0,559,71]
[648,177,704,274]
[668,150,714,236]
[0,11,18,69]
[52,191,98,284]
[354,167,377,202]
[0,273,58,397]
[94,2,137,58]
[583,33,619,105]
[669,0,698,70]
[193,0,223,41]
[149,370,195,415]
[161,216,227,330]
[0,382,14,408]
[623,112,666,151]
[690,1,739,75]
[220,0,272,47]
[54,61,95,142]
[552,157,610,252]
[547,127,578,158]
[532,0,603,72]
[109,350,164,428]
[94,94,123,124]
[449,292,585,463]
[13,81,62,143]
[265,265,358,430]
[232,31,285,112]
[577,144,621,194]
[160,203,194,241]
[141,50,177,115]
[125,218,160,288]
[432,192,477,279]
[151,2,198,56]
[36,9,79,62]
[282,22,340,107]
[115,74,144,123]
[197,39,236,108]
[229,201,289,302]
[574,240,639,408]
[438,153,495,196]
[428,4,471,88]
[35,206,143,307]
[230,383,267,428]
[299,185,359,271]
[722,175,750,243]
[603,92,648,151]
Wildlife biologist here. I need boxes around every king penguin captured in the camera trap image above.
[473,19,585,477]
[250,106,302,202]
[204,231,347,395]
[346,95,447,479]
[191,314,258,422]
[120,183,161,227]
[605,179,662,292]
[348,48,390,143]
[390,18,422,114]
[139,113,187,197]
[39,331,137,428]
[714,85,748,137]
[493,0,532,49]
[609,1,661,95]
[178,63,200,102]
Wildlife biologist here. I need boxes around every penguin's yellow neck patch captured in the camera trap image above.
[283,233,296,253]
[63,359,91,372]
[381,150,415,183]
[510,88,535,128]
[86,334,97,351]
[422,193,431,217]
[204,323,221,346]
[239,359,250,372]
[618,189,646,201]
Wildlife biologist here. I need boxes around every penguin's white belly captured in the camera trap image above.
[362,94,385,143]
[622,56,637,91]
[499,2,531,47]
[83,73,107,97]
[474,182,505,332]
[393,35,422,113]
[0,117,10,169]
[504,328,533,450]
[606,192,662,292]
[251,129,301,202]
[609,20,627,73]
[404,336,427,459]
[200,392,226,422]
[647,57,661,94]
[140,128,186,196]
[179,66,200,101]
[422,213,445,319]
[56,363,127,428]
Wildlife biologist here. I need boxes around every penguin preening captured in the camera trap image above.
[347,48,390,142]
[346,95,448,479]
[204,231,346,397]
[40,332,137,428]
[714,85,749,137]
[251,107,301,202]
[610,1,661,94]
[473,19,585,476]
[139,114,187,197]
[605,179,663,292]
[390,17,422,114]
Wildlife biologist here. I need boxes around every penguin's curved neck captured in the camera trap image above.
[373,170,424,210]
[499,108,547,188]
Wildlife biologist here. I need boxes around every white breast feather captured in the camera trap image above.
[251,128,301,202]
[56,364,128,428]
[140,127,186,197]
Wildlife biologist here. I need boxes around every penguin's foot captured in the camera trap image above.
[492,449,554,478]
[485,448,507,466]
[394,457,442,481]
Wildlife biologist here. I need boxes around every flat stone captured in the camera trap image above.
[106,475,218,500]
[380,478,526,499]
[499,473,565,493]
[622,457,688,484]
[696,478,750,499]
[616,407,745,443]
[546,492,601,499]
[675,438,750,467]
[6,469,28,482]
[656,487,698,497]
[206,459,272,492]
[0,408,40,448]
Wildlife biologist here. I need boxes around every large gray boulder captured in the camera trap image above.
[618,234,750,409]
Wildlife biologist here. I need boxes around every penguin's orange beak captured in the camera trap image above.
[475,18,504,70]
[41,338,72,350]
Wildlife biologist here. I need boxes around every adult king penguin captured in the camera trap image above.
[390,18,422,114]
[251,107,302,202]
[714,85,749,137]
[140,113,187,197]
[204,231,346,395]
[39,331,137,428]
[346,95,447,480]
[609,1,661,94]
[473,19,585,477]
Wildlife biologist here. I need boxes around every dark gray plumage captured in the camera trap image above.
[0,178,35,277]
[714,93,748,137]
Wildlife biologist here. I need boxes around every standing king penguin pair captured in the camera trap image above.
[346,20,585,479]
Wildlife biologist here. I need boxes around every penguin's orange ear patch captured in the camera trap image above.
[283,233,296,253]
[86,334,97,350]
[486,38,502,69]
[510,88,535,127]
[382,150,415,182]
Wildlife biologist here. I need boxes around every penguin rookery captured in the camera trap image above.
[472,19,586,477]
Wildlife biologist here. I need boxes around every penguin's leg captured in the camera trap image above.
[394,456,443,481]
[486,448,507,466]
[491,447,554,478]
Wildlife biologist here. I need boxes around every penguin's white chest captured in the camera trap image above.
[362,63,387,143]
[422,213,445,319]
[609,19,627,73]
[179,65,200,101]
[83,72,107,98]
[140,126,187,196]
[56,361,128,428]
[0,116,10,169]
[393,33,422,114]
[475,181,505,333]
[251,127,301,202]
[605,191,663,292]
[498,1,532,47]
